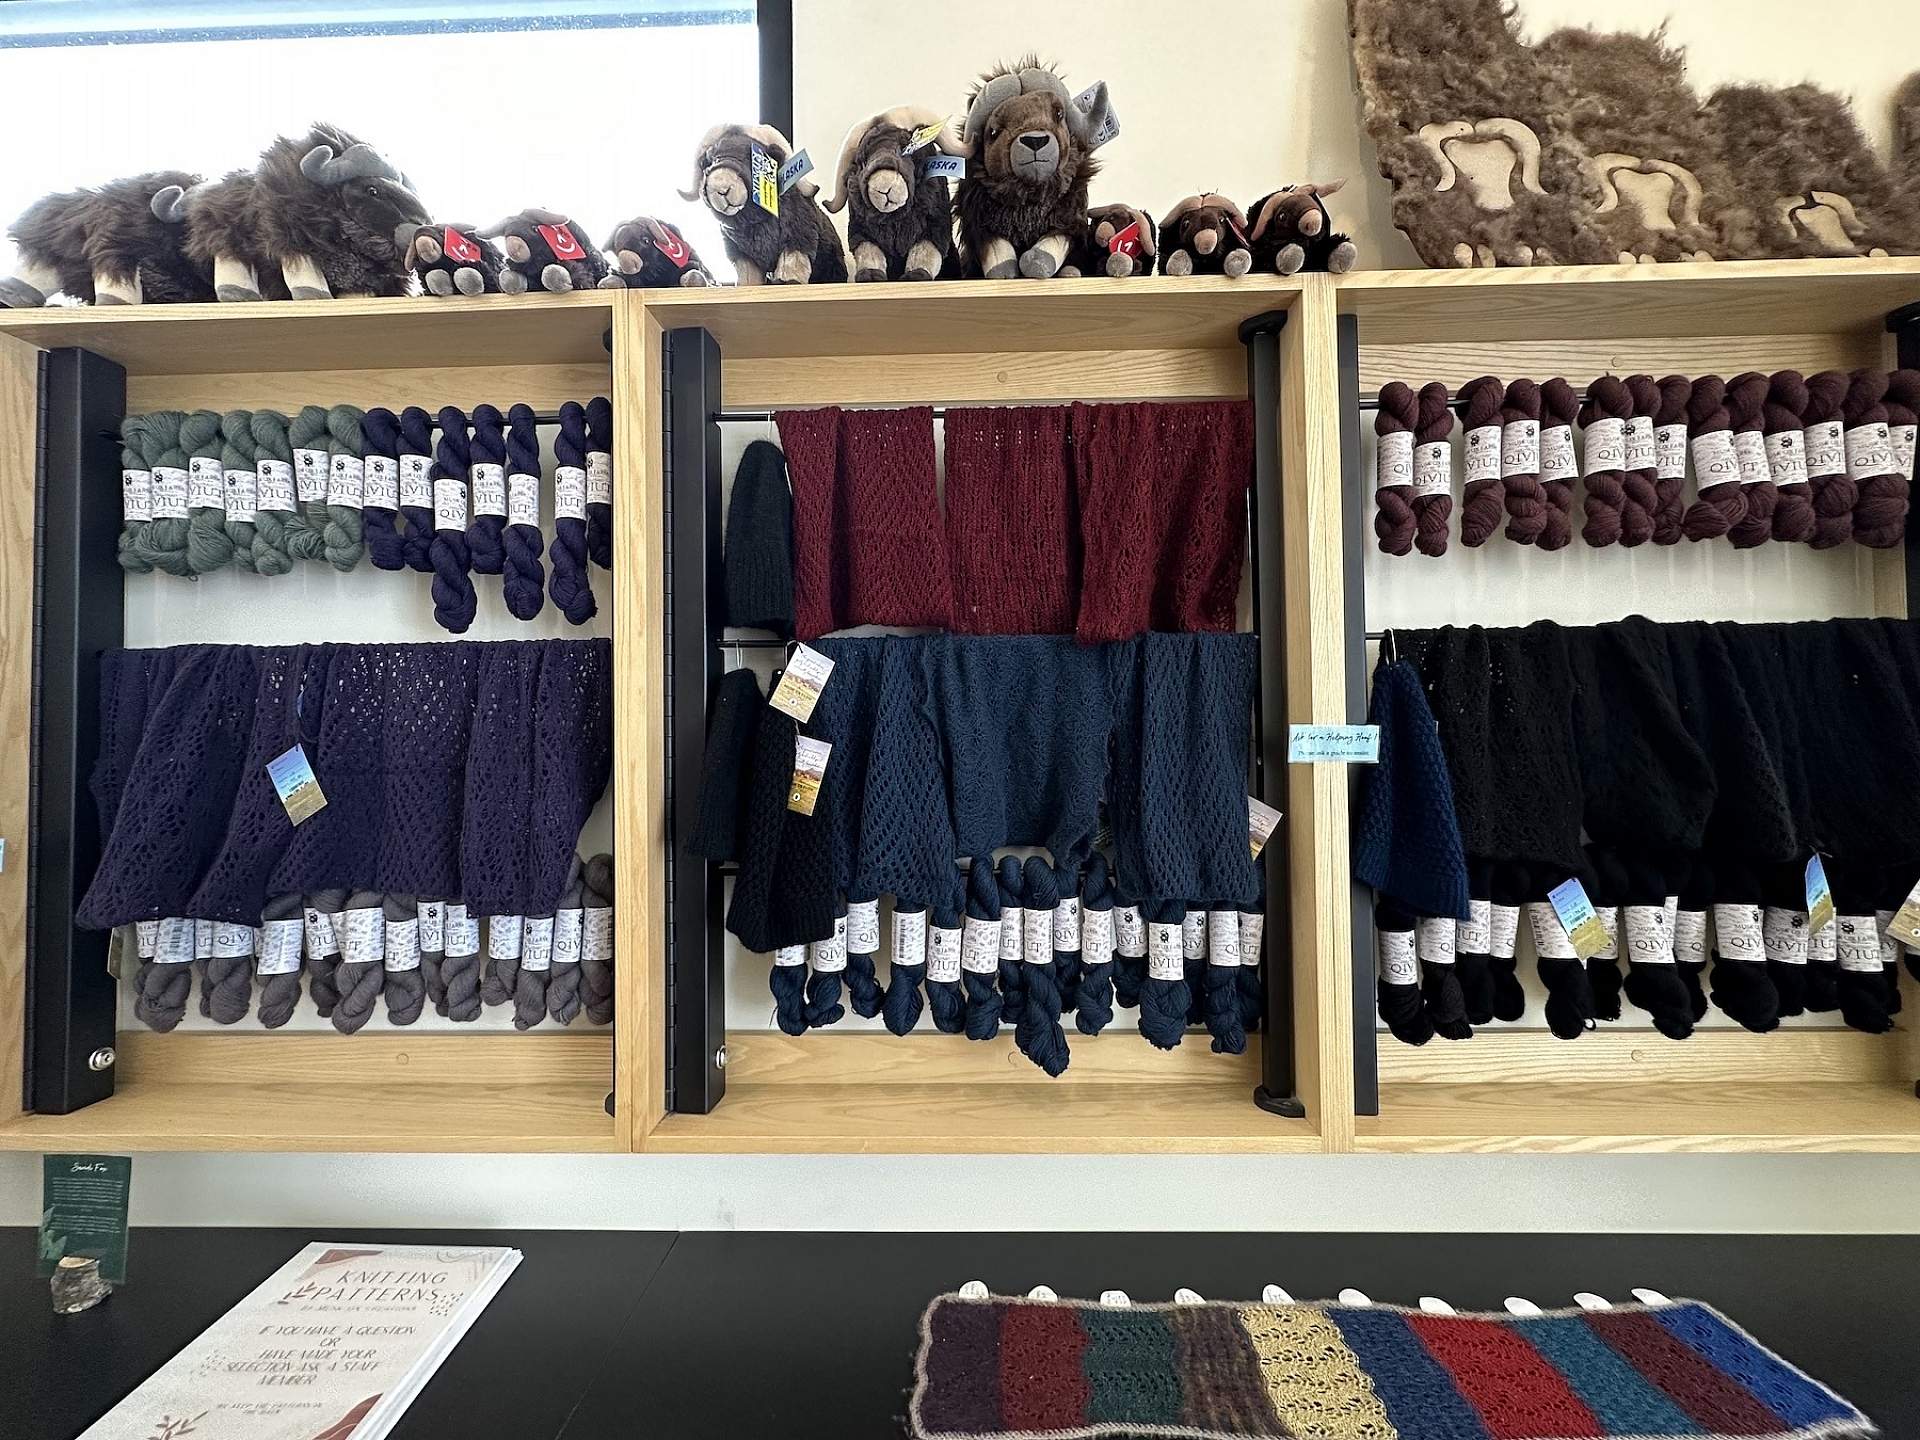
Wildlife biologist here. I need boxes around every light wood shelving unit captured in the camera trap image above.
[2,259,1918,1154]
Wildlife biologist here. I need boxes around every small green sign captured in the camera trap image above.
[40,1153,131,1284]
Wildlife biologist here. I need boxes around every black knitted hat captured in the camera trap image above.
[687,667,765,863]
[724,440,795,637]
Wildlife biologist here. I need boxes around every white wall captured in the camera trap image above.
[5,0,1920,1235]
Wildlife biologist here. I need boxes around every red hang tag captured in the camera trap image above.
[1226,212,1250,246]
[655,225,691,268]
[442,227,480,264]
[538,222,585,261]
[1107,219,1143,258]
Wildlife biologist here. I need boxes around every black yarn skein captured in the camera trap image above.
[430,407,479,633]
[1754,862,1807,1020]
[843,893,885,1019]
[1235,867,1266,1032]
[1014,857,1070,1076]
[1832,858,1895,1034]
[1529,873,1595,1041]
[1138,899,1192,1051]
[1663,859,1708,1024]
[961,856,1005,1041]
[502,402,547,620]
[1051,859,1082,1015]
[1375,899,1435,1046]
[1203,906,1247,1056]
[331,889,387,1035]
[1456,859,1496,1025]
[1075,854,1117,1036]
[1486,861,1529,1022]
[466,402,509,577]
[1416,914,1471,1040]
[256,895,306,1029]
[1584,850,1625,1024]
[382,894,427,1026]
[397,404,438,573]
[881,901,929,1036]
[585,394,615,570]
[1112,880,1147,1011]
[803,906,848,1029]
[1708,860,1779,1033]
[548,400,597,624]
[1619,857,1694,1040]
[1182,908,1208,1028]
[361,406,408,571]
[994,856,1029,1028]
[925,892,968,1035]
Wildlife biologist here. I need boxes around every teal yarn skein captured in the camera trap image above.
[133,410,195,576]
[286,405,333,563]
[247,409,298,575]
[117,413,154,574]
[322,404,367,570]
[219,409,261,573]
[182,408,236,573]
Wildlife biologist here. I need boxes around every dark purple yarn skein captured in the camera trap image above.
[502,402,547,621]
[430,407,478,634]
[398,405,437,573]
[586,394,615,570]
[360,406,408,570]
[548,400,597,625]
[466,402,509,577]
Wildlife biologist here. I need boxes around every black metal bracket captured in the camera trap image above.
[663,327,729,1115]
[1239,311,1305,1120]
[26,348,124,1114]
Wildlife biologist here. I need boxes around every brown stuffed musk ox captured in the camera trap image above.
[1083,202,1155,276]
[1156,193,1253,277]
[823,106,965,281]
[2,170,215,306]
[956,61,1111,279]
[678,123,847,284]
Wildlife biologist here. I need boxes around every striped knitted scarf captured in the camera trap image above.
[910,1293,1872,1440]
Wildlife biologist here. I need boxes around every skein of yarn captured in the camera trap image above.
[882,900,929,1036]
[770,944,809,1035]
[1415,912,1471,1039]
[503,402,548,620]
[1203,905,1245,1055]
[1454,861,1495,1025]
[1849,369,1907,548]
[1832,860,1895,1034]
[1485,862,1528,1022]
[548,400,597,624]
[1804,369,1855,548]
[1584,852,1624,1023]
[1889,371,1920,534]
[201,920,254,1024]
[995,856,1029,1028]
[961,856,1005,1040]
[585,394,615,570]
[1578,375,1634,547]
[482,913,524,1008]
[1051,859,1082,1015]
[1805,897,1840,1015]
[331,888,387,1035]
[1411,381,1455,557]
[1497,378,1547,544]
[398,405,438,573]
[303,891,347,1019]
[383,894,426,1026]
[1076,854,1117,1036]
[1650,374,1693,544]
[1529,878,1595,1040]
[1725,372,1777,549]
[1535,377,1577,549]
[118,414,155,574]
[430,406,479,633]
[218,410,260,573]
[256,895,305,1029]
[135,916,194,1032]
[546,863,586,1026]
[926,895,968,1034]
[183,408,236,573]
[1765,371,1815,543]
[844,892,885,1019]
[1182,906,1208,1027]
[441,901,483,1022]
[582,853,615,1025]
[1375,899,1434,1046]
[1112,883,1147,1010]
[134,411,194,577]
[360,406,407,571]
[1617,373,1660,546]
[321,404,367,570]
[418,899,448,1015]
[513,910,555,1031]
[1235,871,1265,1032]
[804,906,848,1029]
[466,402,509,576]
[1619,856,1692,1040]
[1456,375,1506,547]
[1711,860,1779,1032]
[285,405,333,563]
[1015,857,1069,1076]
[1666,866,1707,1024]
[1372,381,1417,556]
[248,409,299,575]
[1137,899,1191,1050]
[1681,376,1745,541]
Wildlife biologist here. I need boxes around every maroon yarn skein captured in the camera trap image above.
[1681,376,1744,541]
[1765,370,1814,542]
[1536,377,1577,550]
[1854,369,1911,548]
[1373,382,1417,556]
[1456,375,1506,547]
[1498,378,1547,544]
[1413,381,1455,557]
[1616,373,1659,546]
[1650,375,1692,545]
[1882,369,1920,545]
[1725,371,1776,548]
[1805,369,1855,549]
[1578,375,1634,548]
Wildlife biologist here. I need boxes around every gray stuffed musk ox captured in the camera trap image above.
[822,107,966,281]
[604,215,715,288]
[168,123,429,300]
[2,170,216,306]
[679,123,847,284]
[476,208,611,293]
[407,223,507,296]
[956,60,1112,279]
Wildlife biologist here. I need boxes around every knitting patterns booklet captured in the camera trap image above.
[80,1242,521,1440]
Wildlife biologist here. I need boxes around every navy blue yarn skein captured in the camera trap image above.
[804,905,847,1028]
[881,901,928,1036]
[1235,867,1266,1031]
[1074,854,1117,1035]
[994,855,1029,1028]
[548,400,597,624]
[1183,908,1209,1026]
[398,405,437,573]
[430,407,478,633]
[466,402,509,576]
[502,402,547,620]
[1138,899,1191,1049]
[961,856,1005,1040]
[926,897,968,1034]
[1014,857,1070,1076]
[360,406,407,570]
[1112,879,1146,1010]
[770,945,808,1035]
[1204,905,1247,1055]
[1051,858,1082,1015]
[843,893,884,1019]
[585,394,615,570]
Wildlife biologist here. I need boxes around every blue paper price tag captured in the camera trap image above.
[1286,724,1380,764]
[1805,854,1834,933]
[1547,876,1610,960]
[778,148,814,194]
[924,153,965,180]
[267,743,328,825]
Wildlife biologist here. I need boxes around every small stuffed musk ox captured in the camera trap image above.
[408,223,506,296]
[604,216,714,288]
[1157,194,1253,277]
[1248,182,1358,274]
[822,106,965,281]
[1083,203,1156,277]
[1,170,216,306]
[476,209,610,293]
[956,60,1112,280]
[678,123,847,284]
[168,123,428,301]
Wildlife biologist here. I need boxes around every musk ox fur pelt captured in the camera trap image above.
[1,170,214,306]
[476,209,610,293]
[604,216,714,288]
[408,223,506,296]
[1081,203,1155,277]
[1156,194,1253,278]
[678,123,846,285]
[823,106,964,282]
[955,59,1110,280]
[1247,183,1358,275]
[176,123,429,300]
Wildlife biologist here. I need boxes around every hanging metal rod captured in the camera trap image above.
[1355,385,1599,414]
[98,408,591,441]
[713,406,956,423]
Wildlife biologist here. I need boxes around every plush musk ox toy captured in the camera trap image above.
[1083,203,1155,276]
[955,60,1112,280]
[679,123,847,284]
[822,107,966,282]
[168,124,429,301]
[407,223,505,296]
[475,209,610,293]
[603,216,714,287]
[1248,182,1359,274]
[1156,194,1252,277]
[1,170,215,306]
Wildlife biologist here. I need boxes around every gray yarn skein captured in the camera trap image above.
[200,923,253,1024]
[182,408,236,573]
[118,414,155,574]
[305,887,348,1017]
[331,888,386,1035]
[248,410,298,574]
[546,859,586,1025]
[219,410,261,573]
[287,406,334,563]
[513,913,553,1031]
[323,404,367,570]
[134,411,195,577]
[481,914,523,1008]
[419,898,448,1013]
[134,917,194,1032]
[383,894,426,1026]
[256,893,305,1028]
[442,902,483,1022]
[582,853,615,1025]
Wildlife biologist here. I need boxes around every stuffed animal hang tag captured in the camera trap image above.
[537,222,586,261]
[1073,82,1119,148]
[654,225,691,268]
[751,147,780,215]
[903,116,951,154]
[443,227,481,264]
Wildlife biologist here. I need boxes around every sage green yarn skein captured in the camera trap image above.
[248,409,297,575]
[286,405,333,563]
[322,403,366,570]
[181,408,235,573]
[220,410,260,573]
[117,413,154,575]
[134,409,195,577]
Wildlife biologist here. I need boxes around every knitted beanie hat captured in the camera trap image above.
[723,440,795,637]
[1354,656,1470,921]
[687,667,765,863]
[776,405,953,638]
[1071,399,1252,644]
[944,405,1079,634]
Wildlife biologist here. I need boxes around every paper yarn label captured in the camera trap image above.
[846,898,881,954]
[1416,916,1456,965]
[1082,906,1114,965]
[1114,905,1145,956]
[1024,906,1051,966]
[255,457,295,513]
[151,465,189,520]
[1804,419,1845,477]
[1488,903,1519,959]
[1458,899,1492,956]
[212,921,254,958]
[1733,430,1770,487]
[293,447,328,503]
[554,464,587,521]
[1464,425,1501,484]
[787,735,831,816]
[1845,421,1895,481]
[586,452,613,507]
[1379,928,1417,986]
[1763,429,1808,488]
[927,925,962,982]
[257,918,302,975]
[582,906,612,963]
[221,467,257,523]
[1724,905,1771,963]
[1893,424,1918,480]
[1248,795,1283,858]
[1595,907,1620,961]
[1000,907,1025,963]
[553,908,583,967]
[418,901,445,954]
[1885,878,1920,949]
[1539,426,1577,484]
[1836,916,1882,974]
[773,943,806,969]
[1549,877,1610,960]
[1501,418,1540,476]
[521,916,554,973]
[1376,430,1413,489]
[1625,415,1656,473]
[186,454,222,510]
[327,452,364,510]
[135,919,159,959]
[363,453,398,510]
[508,472,540,528]
[1583,417,1626,475]
[1413,439,1452,497]
[266,744,327,826]
[1672,909,1707,968]
[1624,904,1674,963]
[488,916,524,960]
[1147,923,1183,981]
[1207,911,1240,967]
[1181,911,1206,961]
[399,453,433,510]
[122,469,153,524]
[1808,914,1836,968]
[434,476,467,532]
[445,905,480,957]
[770,643,834,723]
[195,918,214,960]
[153,916,195,965]
[1239,912,1264,967]
[1805,854,1835,933]
[892,908,927,968]
[809,916,848,973]
[1052,897,1081,952]
[1690,429,1738,487]
[384,918,421,972]
[961,916,999,974]
[470,461,506,518]
[1528,902,1576,960]
[1655,423,1688,480]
